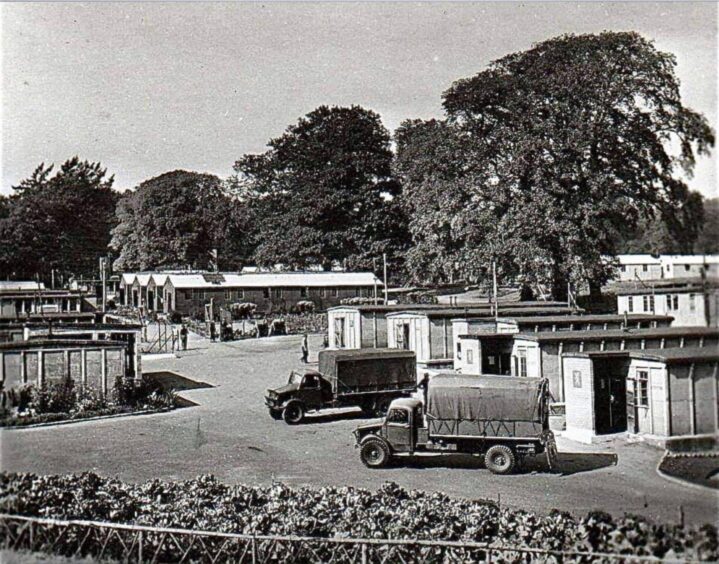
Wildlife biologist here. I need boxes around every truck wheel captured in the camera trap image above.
[283,403,305,425]
[374,397,392,417]
[485,445,516,475]
[360,439,391,468]
[269,409,282,420]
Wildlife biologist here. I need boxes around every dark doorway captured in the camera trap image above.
[593,358,628,435]
[402,324,411,350]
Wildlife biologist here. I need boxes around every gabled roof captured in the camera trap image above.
[0,281,45,292]
[134,274,152,286]
[165,271,381,289]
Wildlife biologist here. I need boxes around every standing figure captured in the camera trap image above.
[419,372,430,413]
[180,324,188,351]
[301,333,309,363]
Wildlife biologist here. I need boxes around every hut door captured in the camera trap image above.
[334,317,345,348]
[594,374,627,434]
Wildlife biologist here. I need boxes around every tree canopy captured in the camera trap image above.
[110,170,249,271]
[395,32,714,298]
[233,105,408,274]
[0,157,118,282]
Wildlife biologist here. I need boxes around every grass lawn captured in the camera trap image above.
[660,455,719,490]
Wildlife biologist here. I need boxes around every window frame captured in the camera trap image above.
[635,370,649,408]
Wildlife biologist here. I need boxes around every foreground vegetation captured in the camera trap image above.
[0,474,715,561]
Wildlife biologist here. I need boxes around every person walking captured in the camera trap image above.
[179,324,188,351]
[301,333,309,363]
[210,321,217,342]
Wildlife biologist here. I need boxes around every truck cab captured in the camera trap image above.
[265,370,332,423]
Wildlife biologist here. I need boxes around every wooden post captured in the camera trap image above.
[37,350,44,387]
[101,349,108,395]
[688,363,695,435]
[81,349,87,387]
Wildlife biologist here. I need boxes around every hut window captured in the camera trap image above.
[627,296,633,313]
[319,288,326,297]
[300,287,308,298]
[689,294,696,312]
[518,349,527,377]
[466,349,473,365]
[636,370,649,407]
[331,287,338,297]
[263,288,270,299]
[642,264,648,272]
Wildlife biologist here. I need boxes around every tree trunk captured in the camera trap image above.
[550,271,568,302]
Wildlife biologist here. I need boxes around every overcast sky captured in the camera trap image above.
[2,2,716,197]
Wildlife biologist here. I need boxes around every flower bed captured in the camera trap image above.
[0,474,715,561]
[0,376,178,428]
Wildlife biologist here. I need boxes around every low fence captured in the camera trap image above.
[0,514,683,563]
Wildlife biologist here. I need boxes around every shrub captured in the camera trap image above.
[31,378,77,414]
[340,296,382,306]
[76,386,108,413]
[230,302,257,320]
[168,310,183,324]
[292,300,315,314]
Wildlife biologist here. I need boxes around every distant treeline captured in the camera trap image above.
[0,31,714,300]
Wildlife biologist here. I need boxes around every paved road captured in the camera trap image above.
[2,334,716,525]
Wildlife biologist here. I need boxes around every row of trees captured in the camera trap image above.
[0,32,715,299]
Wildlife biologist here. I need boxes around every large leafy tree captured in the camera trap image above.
[396,32,714,299]
[110,170,250,271]
[0,157,118,282]
[233,105,408,273]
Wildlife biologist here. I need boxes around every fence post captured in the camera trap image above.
[361,543,367,564]
[251,536,257,564]
[138,530,143,563]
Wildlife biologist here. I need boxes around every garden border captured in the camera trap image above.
[0,406,174,431]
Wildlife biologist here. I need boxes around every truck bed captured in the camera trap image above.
[427,417,544,439]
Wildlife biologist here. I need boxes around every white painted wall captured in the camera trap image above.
[562,356,596,443]
[617,292,709,326]
[454,336,481,373]
[327,308,361,349]
[511,338,541,378]
[387,314,430,362]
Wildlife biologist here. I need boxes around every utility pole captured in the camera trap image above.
[372,258,378,305]
[383,253,388,305]
[51,269,55,290]
[492,261,498,321]
[100,257,107,313]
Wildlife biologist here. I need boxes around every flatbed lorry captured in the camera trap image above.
[265,349,417,424]
[353,373,557,474]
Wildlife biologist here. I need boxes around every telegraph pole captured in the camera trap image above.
[492,261,499,321]
[372,258,378,305]
[383,253,388,305]
[100,257,107,313]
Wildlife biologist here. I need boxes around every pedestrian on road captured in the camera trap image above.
[180,324,188,351]
[210,321,217,342]
[419,372,430,413]
[301,333,309,363]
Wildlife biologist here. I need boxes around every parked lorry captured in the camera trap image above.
[265,349,417,424]
[353,373,557,474]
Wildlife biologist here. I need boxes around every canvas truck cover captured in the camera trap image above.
[318,349,416,395]
[426,374,545,423]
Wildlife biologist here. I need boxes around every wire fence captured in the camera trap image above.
[0,514,690,564]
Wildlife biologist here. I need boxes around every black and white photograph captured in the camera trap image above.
[0,1,717,562]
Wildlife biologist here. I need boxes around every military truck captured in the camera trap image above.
[353,374,557,474]
[265,349,417,424]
